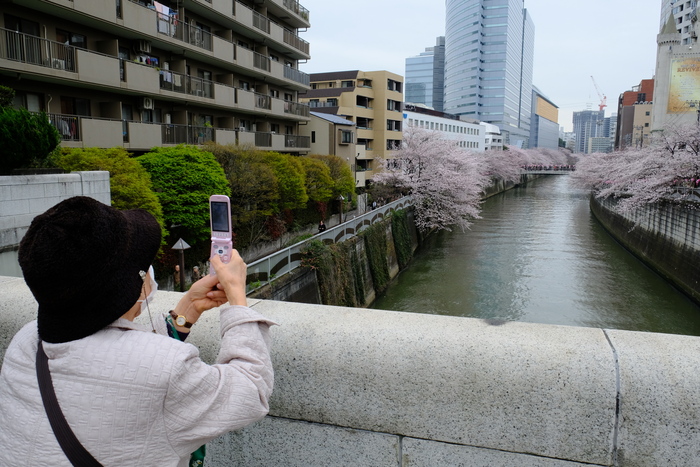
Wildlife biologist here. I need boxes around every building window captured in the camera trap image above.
[311,131,316,143]
[57,29,87,49]
[341,80,354,87]
[340,129,354,144]
[271,124,280,133]
[645,111,650,116]
[387,79,402,92]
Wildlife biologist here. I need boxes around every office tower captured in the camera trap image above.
[405,36,445,111]
[444,0,535,148]
[0,0,312,153]
[572,110,605,154]
[529,86,559,149]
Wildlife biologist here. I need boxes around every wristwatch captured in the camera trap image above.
[169,310,194,328]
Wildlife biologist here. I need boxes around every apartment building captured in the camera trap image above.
[615,79,654,150]
[298,70,404,183]
[0,0,312,153]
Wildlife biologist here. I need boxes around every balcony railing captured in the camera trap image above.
[282,0,309,22]
[162,124,214,144]
[285,134,309,148]
[255,93,272,110]
[48,113,80,141]
[255,132,272,147]
[155,12,213,51]
[0,28,77,72]
[283,29,309,55]
[253,52,271,72]
[159,70,213,98]
[284,65,310,86]
[252,11,271,34]
[284,100,310,117]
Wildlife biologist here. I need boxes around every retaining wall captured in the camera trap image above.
[590,196,700,304]
[2,276,700,466]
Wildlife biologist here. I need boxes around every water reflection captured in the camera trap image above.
[371,176,700,336]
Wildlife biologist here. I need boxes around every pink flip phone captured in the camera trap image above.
[209,195,232,270]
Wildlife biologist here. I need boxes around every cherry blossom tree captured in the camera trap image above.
[572,123,700,212]
[372,126,489,232]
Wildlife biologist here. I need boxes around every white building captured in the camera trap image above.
[653,0,700,130]
[403,103,485,151]
[481,122,504,151]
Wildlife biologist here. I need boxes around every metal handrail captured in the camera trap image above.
[245,197,413,293]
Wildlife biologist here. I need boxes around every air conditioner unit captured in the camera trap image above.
[141,97,154,110]
[133,40,151,54]
[51,58,65,69]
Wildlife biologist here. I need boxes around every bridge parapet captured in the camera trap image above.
[1,276,698,466]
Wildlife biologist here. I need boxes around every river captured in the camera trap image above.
[371,176,700,336]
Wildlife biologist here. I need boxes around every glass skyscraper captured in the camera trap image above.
[444,0,535,148]
[405,37,446,112]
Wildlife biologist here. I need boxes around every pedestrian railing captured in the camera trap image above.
[246,196,412,293]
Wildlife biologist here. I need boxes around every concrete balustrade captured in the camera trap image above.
[1,277,699,466]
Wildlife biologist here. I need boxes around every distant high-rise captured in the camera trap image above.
[444,0,535,148]
[572,110,605,154]
[405,37,445,112]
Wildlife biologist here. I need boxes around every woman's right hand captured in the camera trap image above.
[210,251,248,306]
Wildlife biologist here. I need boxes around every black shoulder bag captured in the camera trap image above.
[36,340,103,467]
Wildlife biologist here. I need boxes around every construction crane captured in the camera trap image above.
[590,76,607,112]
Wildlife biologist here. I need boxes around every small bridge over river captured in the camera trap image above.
[521,167,575,175]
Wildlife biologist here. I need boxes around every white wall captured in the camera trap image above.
[0,172,110,276]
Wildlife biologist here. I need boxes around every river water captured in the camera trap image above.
[371,176,700,336]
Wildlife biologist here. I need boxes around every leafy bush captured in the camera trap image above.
[55,147,166,239]
[137,145,230,246]
[0,85,15,108]
[0,107,61,174]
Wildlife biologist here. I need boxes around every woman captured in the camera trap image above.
[0,196,275,466]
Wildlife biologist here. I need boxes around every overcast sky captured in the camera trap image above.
[298,0,662,132]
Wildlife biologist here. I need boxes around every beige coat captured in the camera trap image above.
[0,305,275,466]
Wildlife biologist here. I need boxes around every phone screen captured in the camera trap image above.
[211,201,230,233]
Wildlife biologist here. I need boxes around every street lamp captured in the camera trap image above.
[337,194,345,224]
[171,237,191,292]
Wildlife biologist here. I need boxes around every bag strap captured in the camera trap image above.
[36,340,103,467]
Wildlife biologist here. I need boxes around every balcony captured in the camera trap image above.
[284,101,310,117]
[155,11,213,51]
[0,29,77,72]
[159,70,214,99]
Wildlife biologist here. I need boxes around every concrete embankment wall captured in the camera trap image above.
[590,196,700,303]
[3,276,700,466]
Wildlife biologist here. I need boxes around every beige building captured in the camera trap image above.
[303,111,368,188]
[299,70,404,182]
[0,0,311,153]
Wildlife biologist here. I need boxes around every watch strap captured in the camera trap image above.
[169,310,194,328]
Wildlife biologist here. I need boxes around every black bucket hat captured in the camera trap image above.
[19,196,161,343]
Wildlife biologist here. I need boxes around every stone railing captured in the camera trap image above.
[2,277,699,466]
